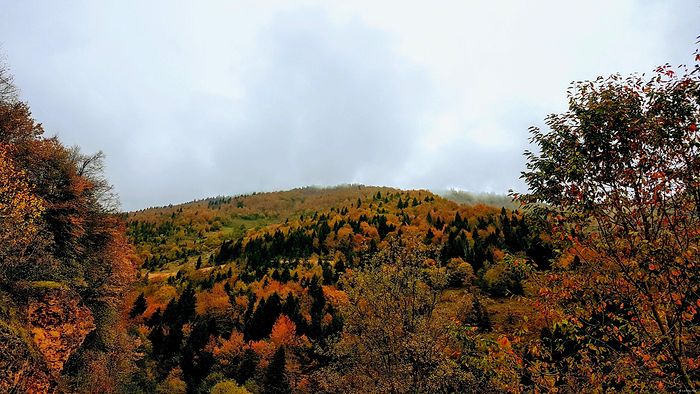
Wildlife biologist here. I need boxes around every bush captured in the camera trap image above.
[210,380,250,394]
[446,258,475,287]
[479,255,531,297]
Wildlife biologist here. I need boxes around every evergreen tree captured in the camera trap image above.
[178,283,197,323]
[147,308,162,327]
[322,261,333,285]
[130,292,148,318]
[465,296,492,332]
[282,294,305,334]
[333,259,345,282]
[424,228,434,244]
[245,293,282,341]
[162,322,184,359]
[237,348,259,385]
[263,346,291,394]
[148,325,165,357]
[162,298,179,326]
[196,255,202,269]
[308,275,326,339]
[181,319,217,391]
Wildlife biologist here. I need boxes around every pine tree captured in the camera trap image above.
[465,296,492,332]
[309,275,326,339]
[424,228,434,244]
[130,292,148,318]
[237,347,259,385]
[333,259,345,282]
[162,298,179,326]
[196,255,202,269]
[283,294,304,334]
[322,261,333,285]
[178,284,197,323]
[263,346,291,394]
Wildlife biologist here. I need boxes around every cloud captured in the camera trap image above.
[209,8,433,191]
[0,1,698,210]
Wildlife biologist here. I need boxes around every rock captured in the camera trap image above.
[0,321,56,393]
[0,286,95,393]
[26,287,95,375]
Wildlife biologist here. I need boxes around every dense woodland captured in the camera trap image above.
[1,48,699,393]
[125,185,551,393]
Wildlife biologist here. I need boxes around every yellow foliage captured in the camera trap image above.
[0,144,44,263]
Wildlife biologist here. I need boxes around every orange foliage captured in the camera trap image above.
[270,315,296,347]
[213,331,246,368]
[196,283,231,315]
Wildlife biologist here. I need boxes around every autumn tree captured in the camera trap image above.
[521,61,700,390]
[315,236,473,393]
[0,60,136,392]
[0,144,44,279]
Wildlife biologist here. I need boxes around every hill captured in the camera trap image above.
[124,185,553,392]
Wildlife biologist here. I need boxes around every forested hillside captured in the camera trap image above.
[124,185,552,392]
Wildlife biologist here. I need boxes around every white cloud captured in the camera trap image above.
[0,0,697,210]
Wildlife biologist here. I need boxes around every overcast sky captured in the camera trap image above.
[1,1,698,210]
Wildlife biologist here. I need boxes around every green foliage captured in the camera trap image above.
[464,296,492,332]
[479,255,532,297]
[237,348,259,385]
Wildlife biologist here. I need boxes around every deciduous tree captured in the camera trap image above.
[521,61,700,390]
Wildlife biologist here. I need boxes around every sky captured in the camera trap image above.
[0,1,698,211]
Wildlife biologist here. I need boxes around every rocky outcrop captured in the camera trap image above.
[0,285,95,393]
[26,287,95,375]
[0,320,56,393]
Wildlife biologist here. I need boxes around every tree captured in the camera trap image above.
[177,284,197,323]
[464,296,492,333]
[317,236,470,393]
[0,57,18,102]
[263,346,291,394]
[0,145,44,279]
[521,61,700,390]
[0,60,137,392]
[236,348,259,385]
[130,292,148,318]
[211,380,250,394]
